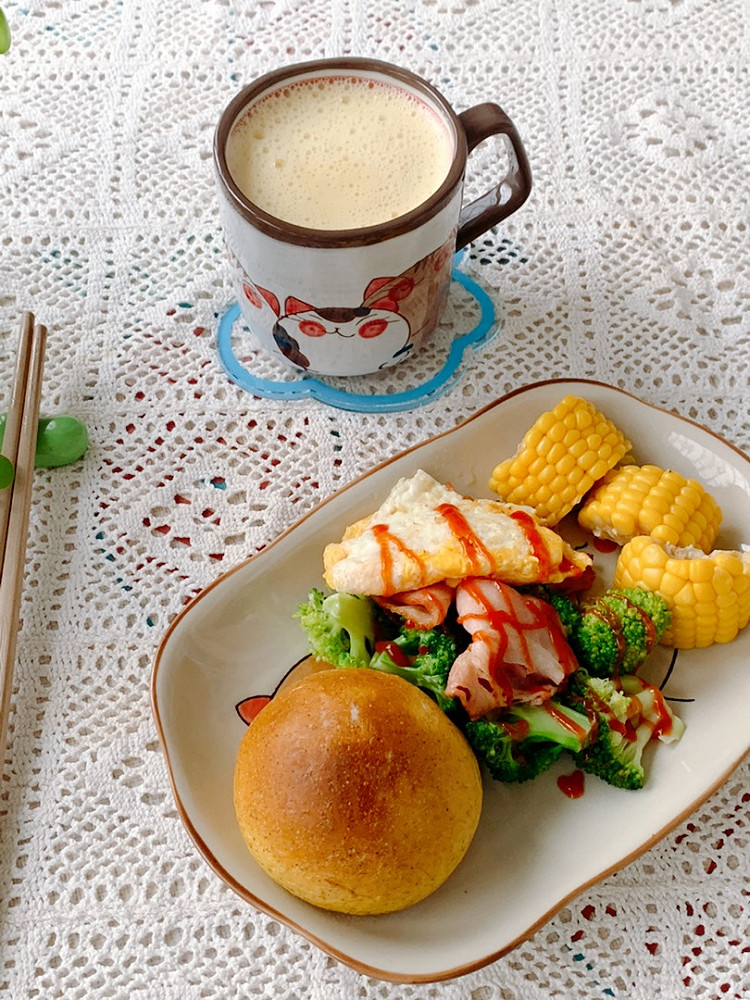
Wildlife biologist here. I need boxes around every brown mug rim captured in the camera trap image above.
[213,57,468,248]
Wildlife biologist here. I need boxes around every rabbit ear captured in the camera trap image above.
[284,296,314,315]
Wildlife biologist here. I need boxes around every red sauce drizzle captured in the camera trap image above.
[620,593,658,652]
[588,603,629,674]
[556,562,596,592]
[436,503,492,573]
[509,509,552,579]
[557,769,585,799]
[544,700,591,743]
[501,718,530,741]
[584,677,673,742]
[593,537,619,554]
[586,684,636,740]
[585,594,659,675]
[459,578,578,691]
[374,640,411,667]
[532,600,579,675]
[421,588,443,616]
[371,523,426,595]
[638,681,674,739]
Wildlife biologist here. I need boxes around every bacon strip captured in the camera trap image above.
[445,578,579,719]
[374,581,455,630]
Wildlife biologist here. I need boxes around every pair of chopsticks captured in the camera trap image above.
[0,312,47,774]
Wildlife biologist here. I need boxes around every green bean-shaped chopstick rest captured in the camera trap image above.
[0,454,13,489]
[0,414,89,470]
[0,9,11,55]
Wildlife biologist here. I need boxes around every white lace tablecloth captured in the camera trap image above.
[1,1,748,997]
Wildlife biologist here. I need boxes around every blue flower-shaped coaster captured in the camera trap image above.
[216,260,497,413]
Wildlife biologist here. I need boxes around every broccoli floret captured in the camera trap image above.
[627,587,671,635]
[570,613,625,677]
[296,589,460,710]
[531,586,581,635]
[562,669,684,789]
[369,626,460,713]
[464,701,594,783]
[295,588,378,668]
[466,719,563,783]
[569,587,671,677]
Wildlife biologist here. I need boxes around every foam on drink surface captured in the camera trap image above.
[226,75,454,230]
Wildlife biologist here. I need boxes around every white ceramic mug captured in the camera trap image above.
[214,58,531,377]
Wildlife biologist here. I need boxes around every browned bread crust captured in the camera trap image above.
[234,668,482,914]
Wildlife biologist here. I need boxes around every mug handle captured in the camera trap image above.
[455,104,532,251]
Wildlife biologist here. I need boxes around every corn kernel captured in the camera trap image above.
[715,625,738,643]
[558,482,578,505]
[568,466,585,487]
[527,427,544,449]
[544,411,563,433]
[529,455,547,477]
[589,458,611,481]
[578,463,722,550]
[689,558,715,583]
[611,509,636,537]
[716,591,737,610]
[642,567,667,591]
[614,536,750,649]
[671,582,695,607]
[713,552,741,573]
[692,511,708,531]
[575,408,593,430]
[534,484,553,504]
[548,420,566,443]
[655,571,684,599]
[712,567,735,596]
[538,463,558,486]
[568,438,589,460]
[640,508,667,533]
[489,396,631,525]
[691,580,718,603]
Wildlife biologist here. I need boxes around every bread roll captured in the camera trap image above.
[234,668,482,915]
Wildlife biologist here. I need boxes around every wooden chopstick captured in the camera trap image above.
[0,312,35,570]
[0,313,47,775]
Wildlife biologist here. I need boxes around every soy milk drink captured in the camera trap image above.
[214,58,532,376]
[225,76,455,230]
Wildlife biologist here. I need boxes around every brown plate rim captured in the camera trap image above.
[151,377,750,983]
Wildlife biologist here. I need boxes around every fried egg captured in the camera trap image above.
[323,469,592,597]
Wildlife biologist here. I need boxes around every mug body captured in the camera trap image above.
[214,59,467,377]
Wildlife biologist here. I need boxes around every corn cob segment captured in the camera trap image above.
[614,535,750,649]
[578,464,722,552]
[489,395,631,526]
